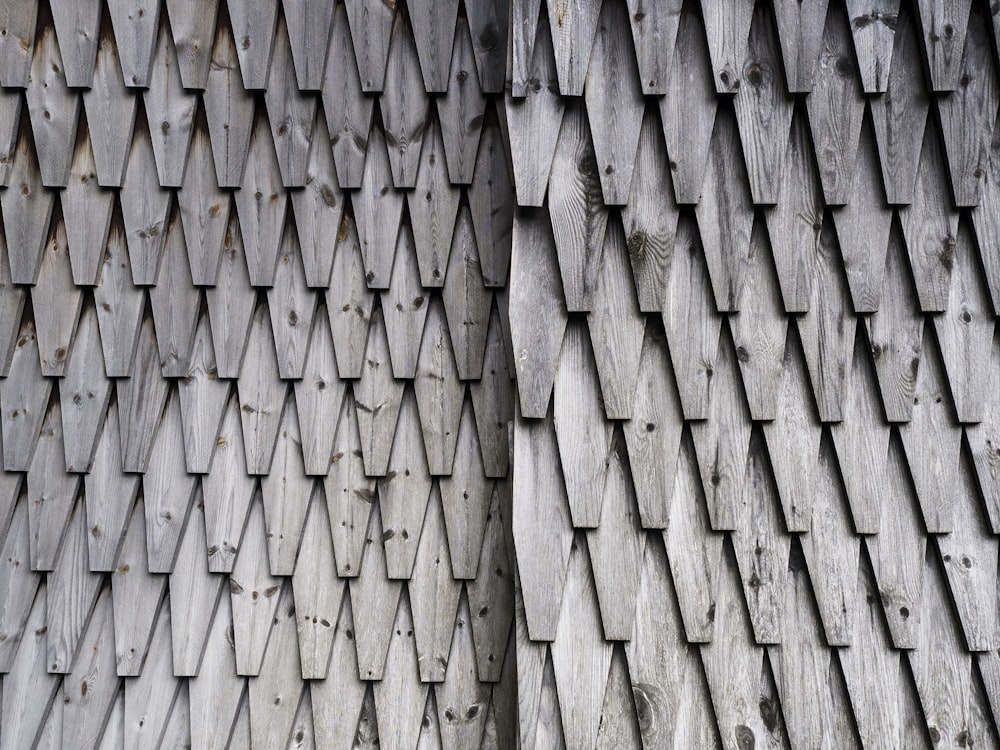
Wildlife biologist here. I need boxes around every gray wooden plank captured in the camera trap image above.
[700,0,754,93]
[0,499,40,672]
[107,0,160,86]
[806,2,866,204]
[25,22,80,187]
[204,21,255,187]
[156,680,191,749]
[408,118,459,288]
[142,390,198,572]
[0,224,23,376]
[661,215,722,420]
[293,311,344,475]
[372,596,428,748]
[228,685,252,749]
[624,0,681,95]
[437,596,490,749]
[110,499,165,675]
[123,603,180,747]
[937,1,999,207]
[844,0,901,93]
[0,319,50,471]
[143,23,197,190]
[226,0,279,89]
[899,120,960,311]
[235,110,288,286]
[264,14,316,187]
[177,121,229,286]
[205,210,256,377]
[550,537,613,749]
[247,584,302,747]
[0,0,36,87]
[1,121,54,284]
[177,309,230,473]
[509,0,540,97]
[864,226,925,422]
[414,297,464,476]
[260,406,311,575]
[149,214,200,375]
[465,0,507,93]
[322,2,373,189]
[120,119,172,285]
[323,393,375,576]
[291,489,343,678]
[0,85,20,186]
[732,0,794,204]
[324,213,374,378]
[62,127,115,286]
[505,15,564,207]
[350,503,402,679]
[797,218,855,422]
[467,120,513,288]
[437,16,486,184]
[380,13,429,188]
[468,305,512,478]
[267,219,316,378]
[442,205,491,380]
[693,107,754,312]
[201,394,256,573]
[381,224,428,378]
[584,0,644,205]
[93,217,143,377]
[916,0,972,91]
[82,20,137,187]
[353,306,404,476]
[732,218,788,420]
[547,101,608,311]
[545,0,601,96]
[237,302,288,474]
[168,494,224,674]
[407,0,457,93]
[309,594,368,747]
[344,0,395,92]
[971,123,1000,314]
[408,486,460,681]
[27,399,81,571]
[621,106,678,312]
[291,113,343,288]
[281,0,332,90]
[187,592,245,746]
[83,403,140,571]
[772,0,829,92]
[117,317,170,472]
[57,306,107,474]
[164,0,219,88]
[31,214,81,377]
[967,331,1000,532]
[354,125,404,289]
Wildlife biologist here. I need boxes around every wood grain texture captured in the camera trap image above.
[177,311,230,474]
[916,0,973,92]
[468,120,513,289]
[107,0,160,86]
[772,0,828,92]
[0,0,36,87]
[204,21,255,187]
[26,23,79,188]
[966,331,1000,532]
[27,400,80,571]
[408,118,459,288]
[62,128,114,287]
[267,220,316,379]
[149,215,200,376]
[264,15,316,187]
[353,306,404,476]
[165,0,219,88]
[93,218,143,377]
[381,225,428,379]
[57,308,109,472]
[281,0,332,90]
[260,406,312,575]
[438,16,486,184]
[379,14,429,187]
[120,120,171,285]
[31,215,81,377]
[700,0,754,94]
[1,123,54,285]
[237,303,288,475]
[144,22,197,188]
[844,0,901,93]
[247,586,302,748]
[469,306,513,478]
[443,206,491,381]
[116,317,169,472]
[344,0,394,92]
[971,123,1000,314]
[1,320,50,471]
[226,0,278,90]
[50,0,100,87]
[414,297,464,475]
[293,312,345,475]
[354,126,404,289]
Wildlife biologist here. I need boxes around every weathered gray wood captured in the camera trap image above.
[509,209,567,418]
[1,123,54,284]
[31,215,81,376]
[797,219,855,421]
[81,21,136,187]
[120,120,172,284]
[505,15,563,206]
[93,218,143,377]
[84,403,139,571]
[322,2,373,189]
[226,0,278,89]
[291,490,343,678]
[177,122,228,286]
[123,604,179,747]
[584,0,644,205]
[972,124,1000,314]
[967,331,1000,532]
[624,0,681,95]
[281,0,332,90]
[732,219,787,420]
[468,120,513,289]
[353,306,404,476]
[732,1,794,204]
[694,108,754,312]
[899,121,960,311]
[414,297,464,475]
[237,303,288,474]
[547,102,608,311]
[325,213,375,379]
[350,504,402,679]
[107,0,160,86]
[700,0,754,93]
[372,597,428,748]
[690,330,752,531]
[844,0,901,93]
[142,391,198,572]
[293,312,344,475]
[408,487,460,680]
[0,0,36,87]
[169,495,224,674]
[442,206,491,380]
[204,21,255,187]
[1,320,50,471]
[469,306,512,478]
[438,597,490,749]
[0,500,40,671]
[205,211,256,378]
[406,0,457,93]
[144,23,197,187]
[512,409,573,641]
[164,0,219,88]
[772,0,828,92]
[26,23,79,187]
[227,686,252,749]
[661,216,722,420]
[621,108,678,312]
[291,114,343,288]
[865,227,924,421]
[187,592,245,747]
[898,334,961,532]
[156,680,192,749]
[201,395,256,573]
[354,126,404,289]
[117,318,170,472]
[437,17,485,184]
[235,112,288,286]
[344,0,395,92]
[264,15,315,187]
[177,310,230,473]
[869,5,929,204]
[323,393,375,577]
[267,220,316,378]
[56,306,107,473]
[0,227,22,376]
[110,499,165,675]
[260,406,312,575]
[407,118,458,288]
[465,0,506,93]
[545,0,601,96]
[62,128,115,286]
[247,585,302,747]
[0,85,20,186]
[381,225,428,379]
[807,2,866,204]
[309,594,368,747]
[550,537,613,749]
[150,214,200,375]
[916,0,973,92]
[380,14,428,188]
[510,0,540,96]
